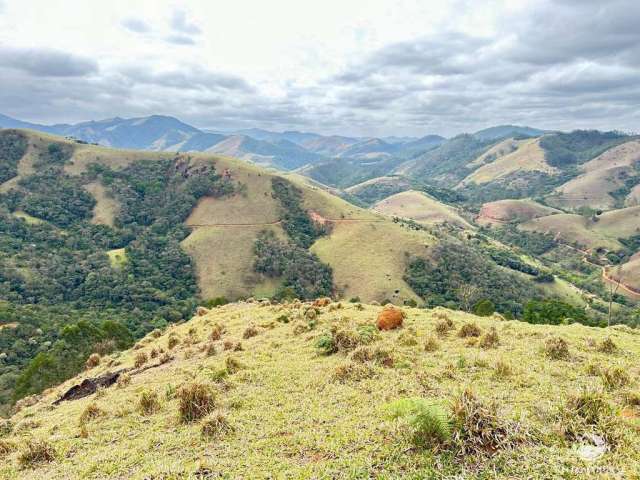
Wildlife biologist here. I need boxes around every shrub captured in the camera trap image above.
[377,306,405,330]
[597,337,618,354]
[424,336,440,352]
[544,337,570,360]
[201,411,233,438]
[138,390,161,415]
[451,389,526,456]
[386,398,452,448]
[134,351,148,368]
[458,322,481,338]
[85,353,100,369]
[600,366,630,390]
[168,335,179,350]
[242,325,259,339]
[178,383,216,422]
[479,327,499,349]
[18,439,56,467]
[472,299,495,317]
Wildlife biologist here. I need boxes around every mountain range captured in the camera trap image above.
[0,113,549,171]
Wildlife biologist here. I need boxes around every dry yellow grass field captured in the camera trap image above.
[476,199,560,226]
[1,302,638,479]
[372,190,473,229]
[460,138,556,186]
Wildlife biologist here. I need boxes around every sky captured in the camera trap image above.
[0,0,639,137]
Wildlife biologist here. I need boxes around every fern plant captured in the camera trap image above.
[386,398,452,447]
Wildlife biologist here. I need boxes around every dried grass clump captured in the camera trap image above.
[209,323,225,341]
[224,356,243,374]
[451,389,529,456]
[0,439,14,458]
[600,366,630,390]
[85,353,100,369]
[558,390,620,445]
[178,383,216,423]
[332,361,375,383]
[167,335,179,350]
[424,336,440,352]
[316,325,378,355]
[458,322,482,338]
[138,390,161,415]
[597,337,618,354]
[18,439,56,468]
[205,342,217,357]
[79,403,103,425]
[242,324,259,339]
[494,360,512,379]
[349,345,394,367]
[479,327,499,349]
[544,337,570,360]
[435,319,453,337]
[150,328,163,338]
[223,340,243,351]
[201,411,234,438]
[134,351,148,368]
[398,328,418,346]
[159,352,173,364]
[117,373,131,388]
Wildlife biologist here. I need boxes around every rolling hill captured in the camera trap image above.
[372,190,472,229]
[2,301,639,478]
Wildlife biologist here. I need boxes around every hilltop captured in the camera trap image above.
[1,301,638,479]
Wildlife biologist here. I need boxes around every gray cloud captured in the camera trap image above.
[164,34,196,45]
[121,17,151,34]
[2,1,640,137]
[0,47,98,77]
[170,9,201,35]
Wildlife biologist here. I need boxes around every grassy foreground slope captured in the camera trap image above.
[1,301,639,479]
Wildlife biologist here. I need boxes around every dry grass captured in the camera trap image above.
[134,351,148,368]
[85,353,100,369]
[17,439,56,468]
[138,390,161,415]
[178,383,216,423]
[458,322,482,338]
[201,411,233,438]
[544,337,570,360]
[479,327,499,349]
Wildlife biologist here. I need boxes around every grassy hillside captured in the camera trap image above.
[372,190,472,229]
[1,301,639,479]
[460,138,556,186]
[476,199,560,226]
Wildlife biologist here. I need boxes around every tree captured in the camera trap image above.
[457,284,480,312]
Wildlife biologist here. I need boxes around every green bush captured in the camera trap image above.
[473,299,495,316]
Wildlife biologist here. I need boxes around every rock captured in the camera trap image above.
[376,306,405,331]
[576,434,607,462]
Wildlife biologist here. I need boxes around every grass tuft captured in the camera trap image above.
[458,322,482,338]
[544,337,570,360]
[138,390,161,415]
[386,398,452,448]
[178,383,216,423]
[201,411,234,438]
[18,439,56,468]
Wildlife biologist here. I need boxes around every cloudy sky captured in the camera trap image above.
[0,0,639,137]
